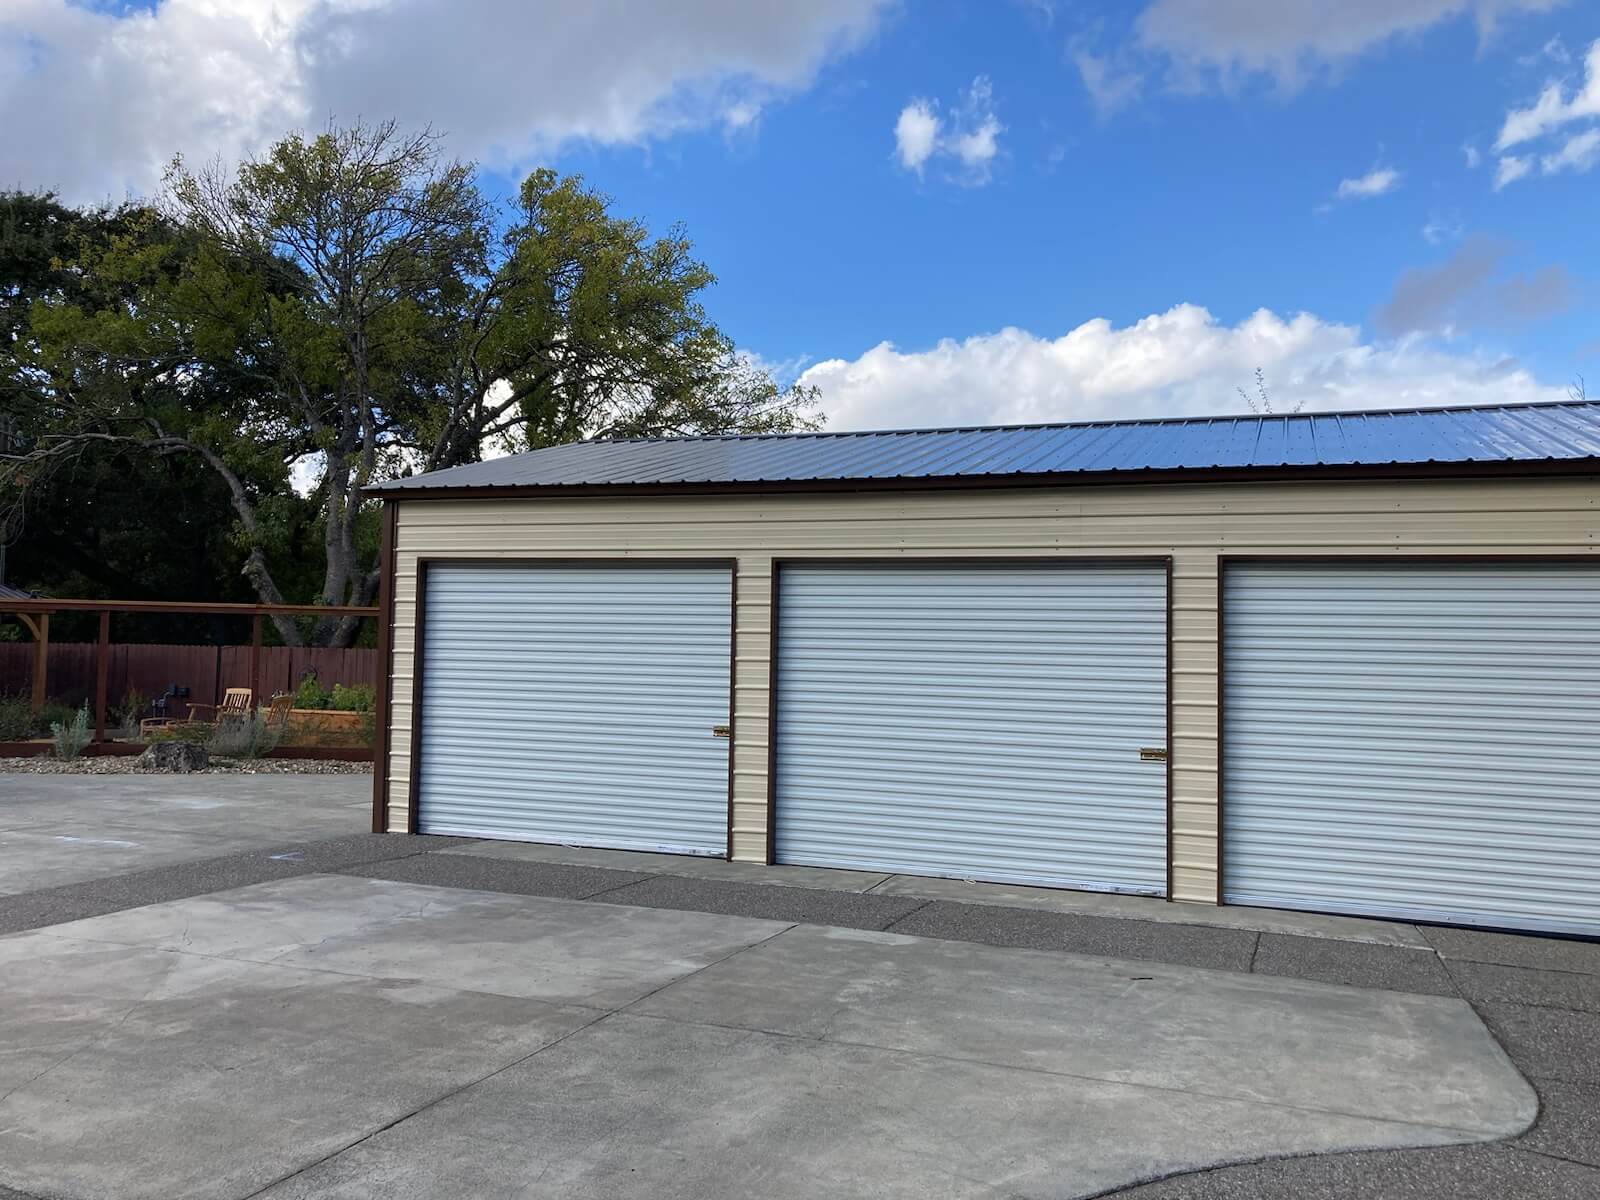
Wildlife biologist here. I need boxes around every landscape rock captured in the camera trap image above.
[137,742,211,773]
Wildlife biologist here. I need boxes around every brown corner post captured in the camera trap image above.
[94,610,110,743]
[370,500,398,833]
[248,613,263,708]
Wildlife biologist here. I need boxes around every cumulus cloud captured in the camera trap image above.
[1375,236,1576,336]
[1336,166,1401,199]
[0,0,889,202]
[1135,0,1561,89]
[798,304,1564,431]
[890,75,1004,183]
[893,101,941,172]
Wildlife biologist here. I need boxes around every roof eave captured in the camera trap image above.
[362,457,1600,502]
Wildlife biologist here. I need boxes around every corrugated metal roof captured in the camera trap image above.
[369,399,1600,494]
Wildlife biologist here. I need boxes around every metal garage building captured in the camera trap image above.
[368,400,1600,936]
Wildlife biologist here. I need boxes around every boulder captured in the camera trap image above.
[138,741,210,773]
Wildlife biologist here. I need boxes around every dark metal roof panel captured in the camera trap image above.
[368,400,1600,493]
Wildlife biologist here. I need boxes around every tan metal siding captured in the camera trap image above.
[384,477,1598,903]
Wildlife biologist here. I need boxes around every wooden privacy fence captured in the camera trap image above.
[0,643,378,711]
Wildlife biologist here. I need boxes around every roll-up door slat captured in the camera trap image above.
[417,564,731,855]
[775,564,1169,895]
[1223,562,1600,936]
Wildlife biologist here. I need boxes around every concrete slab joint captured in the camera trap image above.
[0,873,1540,1200]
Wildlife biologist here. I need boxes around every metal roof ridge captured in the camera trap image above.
[572,397,1600,446]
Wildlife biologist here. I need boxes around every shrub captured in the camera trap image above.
[329,682,376,712]
[50,703,93,760]
[115,687,148,730]
[207,709,282,759]
[294,676,331,710]
[0,694,31,741]
[31,700,77,739]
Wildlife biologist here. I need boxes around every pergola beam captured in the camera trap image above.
[1,597,380,736]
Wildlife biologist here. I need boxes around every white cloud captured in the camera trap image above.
[1463,142,1483,168]
[893,101,941,172]
[1336,166,1401,199]
[891,75,1004,184]
[798,304,1564,431]
[0,0,889,203]
[1072,46,1144,115]
[1136,0,1562,89]
[1540,126,1600,174]
[1494,153,1534,187]
[949,77,1003,172]
[1496,37,1600,149]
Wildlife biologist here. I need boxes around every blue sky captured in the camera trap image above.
[5,1,1597,429]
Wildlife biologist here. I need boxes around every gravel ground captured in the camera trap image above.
[0,755,370,775]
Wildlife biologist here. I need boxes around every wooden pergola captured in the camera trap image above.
[1,598,379,744]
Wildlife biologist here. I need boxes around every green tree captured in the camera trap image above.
[2,121,819,645]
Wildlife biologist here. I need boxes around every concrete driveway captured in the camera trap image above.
[0,776,1590,1198]
[0,774,371,892]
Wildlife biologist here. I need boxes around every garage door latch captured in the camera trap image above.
[712,725,732,739]
[1139,747,1168,762]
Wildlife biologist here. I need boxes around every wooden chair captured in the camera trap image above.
[266,692,294,729]
[187,688,253,724]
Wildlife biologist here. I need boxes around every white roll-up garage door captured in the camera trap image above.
[1223,561,1600,936]
[774,562,1169,894]
[416,562,732,855]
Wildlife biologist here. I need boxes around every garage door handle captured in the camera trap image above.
[1139,747,1167,762]
[712,725,732,739]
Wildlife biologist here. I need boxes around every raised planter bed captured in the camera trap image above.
[283,709,367,735]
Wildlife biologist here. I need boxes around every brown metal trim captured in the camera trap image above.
[724,561,738,860]
[1211,551,1600,909]
[405,558,430,836]
[1164,554,1175,903]
[0,599,380,616]
[764,552,1175,875]
[401,556,741,570]
[764,560,781,865]
[403,554,740,840]
[371,500,398,833]
[760,554,1174,571]
[1214,556,1227,906]
[1218,553,1600,565]
[365,458,1600,503]
[93,610,110,743]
